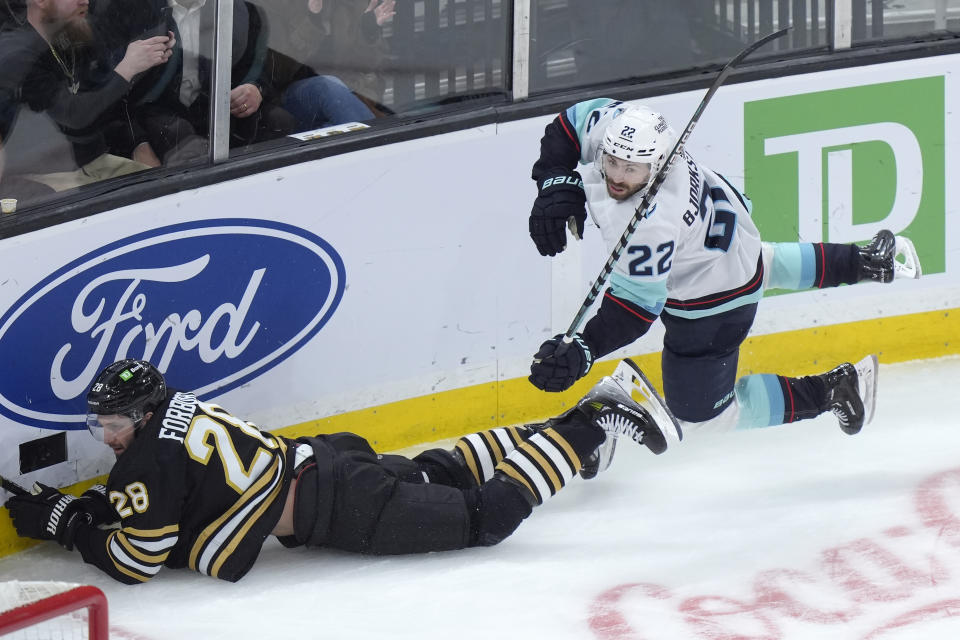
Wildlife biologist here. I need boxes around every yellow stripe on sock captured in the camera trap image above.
[455,440,483,486]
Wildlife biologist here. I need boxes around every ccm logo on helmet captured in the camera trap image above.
[542,176,583,189]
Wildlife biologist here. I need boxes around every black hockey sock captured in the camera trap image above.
[813,243,860,288]
[777,374,828,422]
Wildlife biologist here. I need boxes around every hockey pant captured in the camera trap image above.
[282,420,603,554]
[661,241,859,433]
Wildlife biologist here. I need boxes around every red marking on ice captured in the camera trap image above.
[588,466,960,640]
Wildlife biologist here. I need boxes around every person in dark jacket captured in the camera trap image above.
[0,0,173,189]
[98,0,295,165]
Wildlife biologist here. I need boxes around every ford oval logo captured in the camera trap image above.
[0,219,346,429]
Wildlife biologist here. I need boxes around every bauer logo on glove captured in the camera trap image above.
[528,170,587,257]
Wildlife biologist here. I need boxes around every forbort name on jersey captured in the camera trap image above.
[158,391,198,443]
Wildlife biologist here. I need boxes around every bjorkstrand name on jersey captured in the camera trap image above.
[683,153,702,224]
[158,391,198,443]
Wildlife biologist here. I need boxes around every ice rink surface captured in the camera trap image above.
[2,356,960,640]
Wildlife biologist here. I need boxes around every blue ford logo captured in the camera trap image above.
[0,219,346,429]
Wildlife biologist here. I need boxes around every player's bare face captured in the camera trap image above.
[602,154,651,201]
[97,415,137,457]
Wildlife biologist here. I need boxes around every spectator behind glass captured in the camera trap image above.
[0,0,172,193]
[98,0,297,166]
[256,0,392,121]
[568,1,696,83]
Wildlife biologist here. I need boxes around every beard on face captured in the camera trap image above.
[60,15,92,45]
[41,4,93,46]
[606,177,645,202]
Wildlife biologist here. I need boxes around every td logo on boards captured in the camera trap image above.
[744,76,943,274]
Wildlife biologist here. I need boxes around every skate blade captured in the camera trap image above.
[854,354,879,427]
[596,434,618,474]
[611,359,683,442]
[894,236,922,280]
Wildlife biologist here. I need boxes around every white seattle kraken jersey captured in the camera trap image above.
[572,99,764,319]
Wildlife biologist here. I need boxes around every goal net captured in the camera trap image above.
[0,581,108,640]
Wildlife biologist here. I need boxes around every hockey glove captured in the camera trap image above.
[78,484,118,526]
[5,483,93,551]
[529,334,593,392]
[529,172,587,256]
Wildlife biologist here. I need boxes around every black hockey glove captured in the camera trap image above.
[5,483,93,551]
[78,484,118,526]
[529,172,587,256]
[529,334,593,392]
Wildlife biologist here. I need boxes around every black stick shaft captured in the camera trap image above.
[1,475,30,496]
[564,28,790,339]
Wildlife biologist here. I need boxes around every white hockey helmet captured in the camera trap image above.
[598,106,678,176]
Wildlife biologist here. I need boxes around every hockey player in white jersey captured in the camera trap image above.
[527,99,921,436]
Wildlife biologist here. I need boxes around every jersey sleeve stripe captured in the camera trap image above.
[107,531,165,581]
[209,460,289,578]
[189,451,287,578]
[123,524,180,537]
[557,112,581,154]
[188,450,281,572]
[603,291,657,323]
[122,535,178,553]
[115,532,174,563]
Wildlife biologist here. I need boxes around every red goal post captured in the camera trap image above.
[0,581,108,639]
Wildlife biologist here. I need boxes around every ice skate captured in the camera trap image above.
[578,435,617,480]
[858,230,922,283]
[819,354,878,435]
[577,359,682,471]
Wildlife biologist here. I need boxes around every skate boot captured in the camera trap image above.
[858,230,922,282]
[577,359,681,463]
[819,354,878,435]
[578,435,617,480]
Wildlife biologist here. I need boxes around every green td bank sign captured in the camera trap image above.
[744,76,943,273]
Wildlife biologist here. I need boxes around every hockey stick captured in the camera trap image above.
[560,27,791,341]
[1,474,30,496]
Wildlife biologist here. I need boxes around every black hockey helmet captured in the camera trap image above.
[86,359,166,424]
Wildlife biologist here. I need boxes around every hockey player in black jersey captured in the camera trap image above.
[5,358,678,584]
[527,99,924,436]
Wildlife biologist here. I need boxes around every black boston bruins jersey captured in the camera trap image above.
[74,390,294,583]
